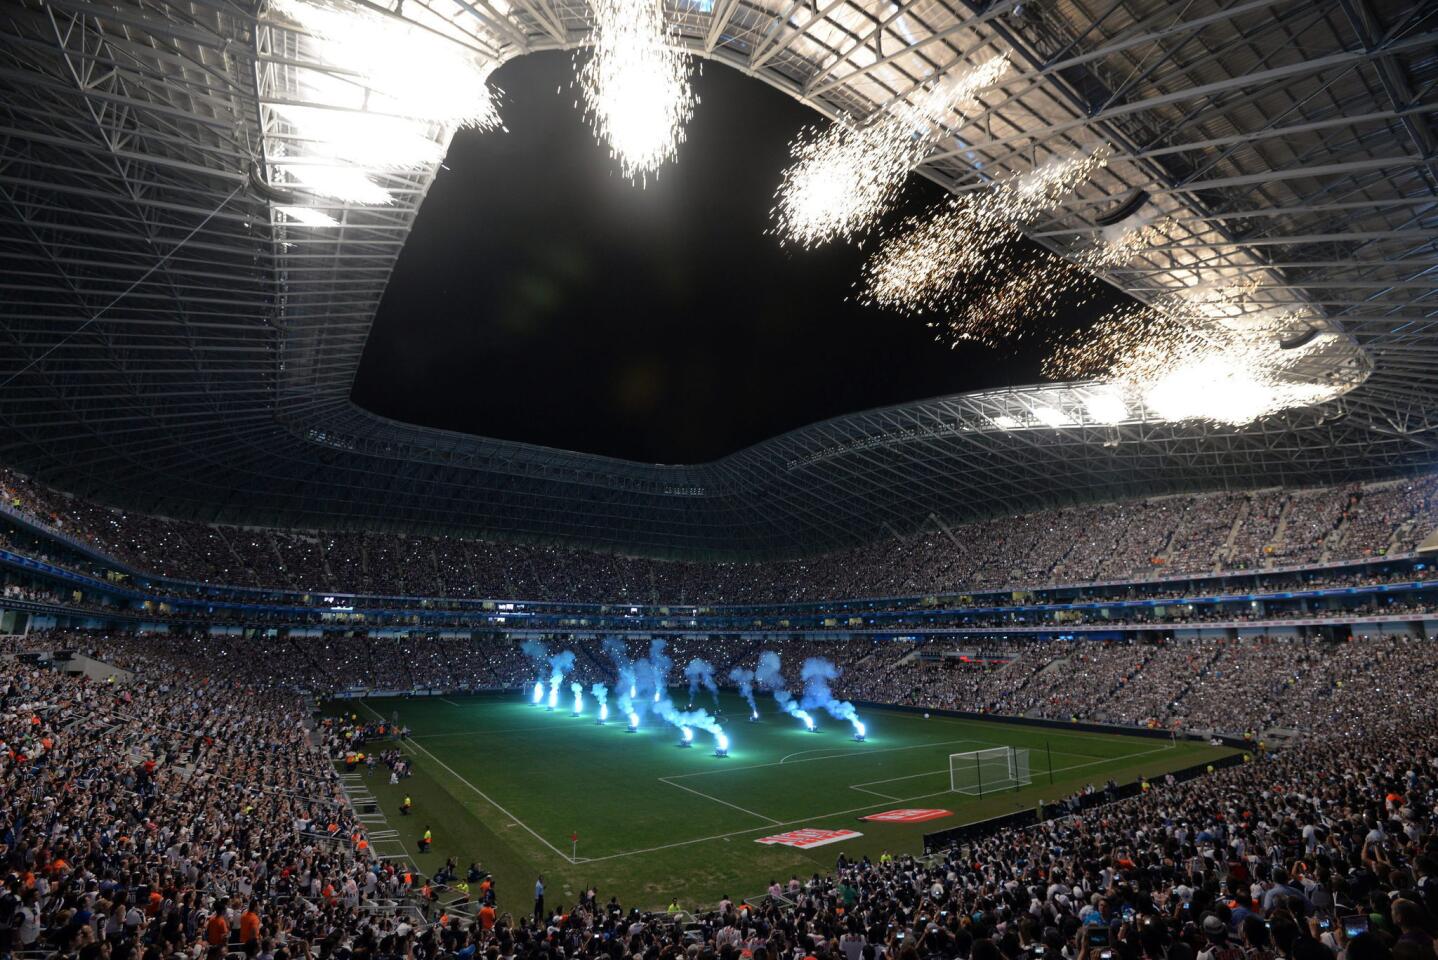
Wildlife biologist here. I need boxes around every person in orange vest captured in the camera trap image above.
[204,901,230,948]
[239,901,261,945]
[418,826,432,852]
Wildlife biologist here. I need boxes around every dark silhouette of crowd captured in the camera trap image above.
[3,468,1434,605]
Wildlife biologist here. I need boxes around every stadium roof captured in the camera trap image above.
[0,0,1435,559]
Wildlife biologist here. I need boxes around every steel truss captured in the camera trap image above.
[0,0,1434,559]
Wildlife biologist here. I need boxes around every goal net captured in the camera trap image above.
[949,746,1031,796]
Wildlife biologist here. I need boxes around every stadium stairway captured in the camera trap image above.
[1270,496,1297,559]
[1094,646,1160,715]
[336,769,410,862]
[1150,642,1226,727]
[857,641,923,695]
[1408,521,1437,553]
[1020,655,1074,717]
[1219,497,1251,568]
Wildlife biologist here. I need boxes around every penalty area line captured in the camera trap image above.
[667,738,985,779]
[581,740,1185,864]
[658,777,782,825]
[848,783,902,801]
[778,738,984,765]
[353,700,579,866]
[846,740,1178,794]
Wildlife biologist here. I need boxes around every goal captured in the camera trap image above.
[949,746,1031,796]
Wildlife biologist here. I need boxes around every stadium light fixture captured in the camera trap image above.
[275,163,391,205]
[268,104,445,169]
[1045,280,1361,425]
[1083,390,1129,424]
[1033,405,1066,428]
[276,205,339,227]
[261,0,500,214]
[268,0,499,129]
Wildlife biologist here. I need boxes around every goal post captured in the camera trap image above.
[949,746,1031,796]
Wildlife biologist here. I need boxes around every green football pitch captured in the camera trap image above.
[326,692,1233,913]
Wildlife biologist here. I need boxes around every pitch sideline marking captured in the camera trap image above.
[354,700,580,865]
[577,740,1181,863]
[657,777,783,825]
[412,722,593,739]
[361,698,1195,862]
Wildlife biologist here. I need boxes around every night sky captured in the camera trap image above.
[353,51,1124,464]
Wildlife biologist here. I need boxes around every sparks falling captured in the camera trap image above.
[859,145,1112,319]
[1046,281,1356,425]
[771,55,1009,247]
[578,0,695,183]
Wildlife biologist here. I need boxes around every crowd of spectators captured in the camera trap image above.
[0,636,403,960]
[5,625,1438,960]
[861,633,1438,737]
[19,628,1438,741]
[3,469,1436,606]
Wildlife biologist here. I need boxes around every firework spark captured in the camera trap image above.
[861,196,1015,314]
[939,217,1173,355]
[772,55,1009,247]
[925,251,1105,349]
[859,145,1112,319]
[1047,282,1353,425]
[579,0,696,184]
[1045,279,1265,381]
